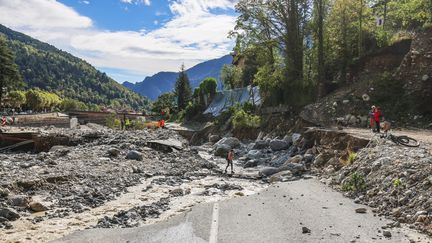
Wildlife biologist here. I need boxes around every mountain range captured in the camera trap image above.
[123,55,233,100]
[0,24,149,110]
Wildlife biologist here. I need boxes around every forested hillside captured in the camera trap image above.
[0,24,149,110]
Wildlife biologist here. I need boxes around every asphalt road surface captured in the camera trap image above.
[53,179,431,243]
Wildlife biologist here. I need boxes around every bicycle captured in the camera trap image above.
[380,133,420,147]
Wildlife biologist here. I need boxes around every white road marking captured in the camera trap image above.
[209,202,220,243]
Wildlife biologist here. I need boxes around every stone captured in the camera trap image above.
[169,188,184,197]
[259,167,280,177]
[126,150,143,161]
[279,163,305,175]
[422,74,429,81]
[208,135,221,143]
[29,202,49,212]
[0,208,20,221]
[355,208,367,214]
[383,231,392,238]
[244,160,258,168]
[216,137,240,148]
[291,133,301,144]
[269,139,289,151]
[303,154,314,164]
[324,165,335,174]
[269,171,293,183]
[342,99,350,104]
[247,150,262,160]
[131,166,143,173]
[302,226,311,234]
[0,187,9,197]
[285,155,303,164]
[214,144,231,157]
[107,148,121,157]
[49,146,70,156]
[253,140,269,149]
[348,115,358,125]
[392,208,402,217]
[313,154,326,167]
[8,195,30,207]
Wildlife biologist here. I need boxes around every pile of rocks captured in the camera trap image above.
[315,138,432,235]
[96,197,170,228]
[211,133,310,182]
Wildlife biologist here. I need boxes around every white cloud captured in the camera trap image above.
[120,0,151,6]
[0,0,237,82]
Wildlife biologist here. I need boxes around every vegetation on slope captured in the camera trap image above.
[0,24,149,111]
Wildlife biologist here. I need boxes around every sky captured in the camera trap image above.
[0,0,238,83]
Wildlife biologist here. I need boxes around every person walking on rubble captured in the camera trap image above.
[225,149,235,174]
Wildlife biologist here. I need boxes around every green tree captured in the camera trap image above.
[0,36,23,106]
[7,90,26,109]
[152,92,176,114]
[61,98,88,112]
[174,64,192,111]
[220,64,242,89]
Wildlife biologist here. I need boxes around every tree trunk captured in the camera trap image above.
[316,0,325,98]
[358,0,363,57]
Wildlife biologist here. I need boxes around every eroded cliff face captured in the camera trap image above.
[301,28,432,128]
[398,27,432,115]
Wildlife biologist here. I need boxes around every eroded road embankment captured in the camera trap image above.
[54,178,430,243]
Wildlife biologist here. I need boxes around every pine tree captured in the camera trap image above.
[0,36,22,106]
[174,64,192,111]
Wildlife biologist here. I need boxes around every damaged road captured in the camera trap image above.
[55,178,430,243]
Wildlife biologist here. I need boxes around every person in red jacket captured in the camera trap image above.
[374,106,382,133]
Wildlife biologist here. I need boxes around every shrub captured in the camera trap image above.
[106,113,121,129]
[342,172,366,193]
[232,109,261,129]
[347,151,357,164]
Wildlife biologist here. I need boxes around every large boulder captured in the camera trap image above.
[259,167,280,177]
[269,171,294,183]
[0,207,20,221]
[29,202,49,212]
[243,160,259,168]
[278,163,306,175]
[126,150,143,161]
[215,137,241,148]
[269,139,289,151]
[214,144,231,157]
[253,140,269,149]
[246,150,262,160]
[209,135,221,144]
[8,195,30,208]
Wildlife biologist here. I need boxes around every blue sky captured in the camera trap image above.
[0,0,238,83]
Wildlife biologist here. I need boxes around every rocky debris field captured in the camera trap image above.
[209,126,432,237]
[0,125,218,230]
[310,130,432,236]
